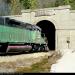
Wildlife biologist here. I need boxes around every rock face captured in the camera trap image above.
[50,49,75,73]
[0,0,10,15]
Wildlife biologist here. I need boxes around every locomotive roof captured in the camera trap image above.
[9,19,41,31]
[0,17,41,31]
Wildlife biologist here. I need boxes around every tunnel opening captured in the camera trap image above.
[36,20,56,51]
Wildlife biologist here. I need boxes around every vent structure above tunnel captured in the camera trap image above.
[36,20,56,51]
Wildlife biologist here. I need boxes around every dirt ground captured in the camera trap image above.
[0,51,54,73]
[0,51,61,73]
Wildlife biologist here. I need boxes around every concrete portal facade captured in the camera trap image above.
[8,5,75,51]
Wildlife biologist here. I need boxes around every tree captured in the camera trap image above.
[63,0,75,9]
[5,0,11,4]
[9,0,21,15]
[20,0,38,9]
[55,0,59,7]
[54,0,75,9]
[20,0,31,9]
[30,0,38,9]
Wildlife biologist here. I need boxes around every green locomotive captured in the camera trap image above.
[0,17,48,54]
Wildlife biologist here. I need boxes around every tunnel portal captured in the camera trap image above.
[36,20,56,50]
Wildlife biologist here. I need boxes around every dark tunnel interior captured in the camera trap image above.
[36,20,56,50]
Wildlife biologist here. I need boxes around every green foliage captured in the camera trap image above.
[5,0,11,4]
[30,0,38,9]
[20,0,37,9]
[4,0,75,15]
[10,0,21,15]
[55,0,59,7]
[68,0,75,9]
[54,0,75,9]
[55,0,65,7]
[20,0,31,9]
[37,0,74,8]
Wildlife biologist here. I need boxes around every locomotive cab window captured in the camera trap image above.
[0,17,4,25]
[5,18,21,27]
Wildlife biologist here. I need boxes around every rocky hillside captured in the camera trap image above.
[0,0,10,16]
